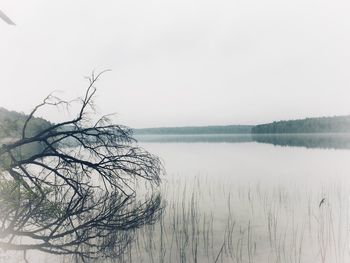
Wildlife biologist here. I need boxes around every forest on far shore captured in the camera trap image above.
[251,115,350,134]
[134,125,253,135]
[1,106,350,136]
[135,115,350,134]
[0,107,51,140]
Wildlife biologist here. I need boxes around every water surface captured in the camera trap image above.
[2,134,350,262]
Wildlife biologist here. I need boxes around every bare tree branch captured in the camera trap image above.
[0,72,164,261]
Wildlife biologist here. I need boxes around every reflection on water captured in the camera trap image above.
[135,134,253,143]
[131,139,350,263]
[136,133,350,149]
[2,134,350,262]
[252,133,350,150]
[0,183,162,262]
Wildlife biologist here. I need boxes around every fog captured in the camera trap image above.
[1,0,350,127]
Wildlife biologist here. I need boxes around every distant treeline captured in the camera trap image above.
[134,125,253,135]
[135,115,350,135]
[251,116,350,134]
[0,107,52,158]
[0,107,52,139]
[2,105,350,137]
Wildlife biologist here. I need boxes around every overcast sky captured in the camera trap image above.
[1,0,350,128]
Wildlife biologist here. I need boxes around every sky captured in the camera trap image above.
[1,0,350,128]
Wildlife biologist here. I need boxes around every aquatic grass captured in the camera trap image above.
[10,174,350,263]
[114,175,350,263]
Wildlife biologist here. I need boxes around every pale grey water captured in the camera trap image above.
[133,134,350,263]
[137,134,350,186]
[2,134,350,262]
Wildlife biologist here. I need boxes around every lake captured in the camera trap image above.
[1,134,350,262]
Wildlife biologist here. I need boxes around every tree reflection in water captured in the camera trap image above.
[0,183,162,262]
[252,133,350,150]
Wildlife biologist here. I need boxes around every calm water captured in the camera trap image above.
[133,134,350,263]
[1,134,350,262]
[136,134,350,186]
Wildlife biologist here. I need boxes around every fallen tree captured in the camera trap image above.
[0,72,164,261]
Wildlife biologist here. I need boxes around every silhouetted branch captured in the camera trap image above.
[1,71,163,197]
[0,72,164,261]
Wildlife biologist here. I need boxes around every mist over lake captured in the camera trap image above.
[129,134,350,262]
[2,0,350,261]
[3,134,349,262]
